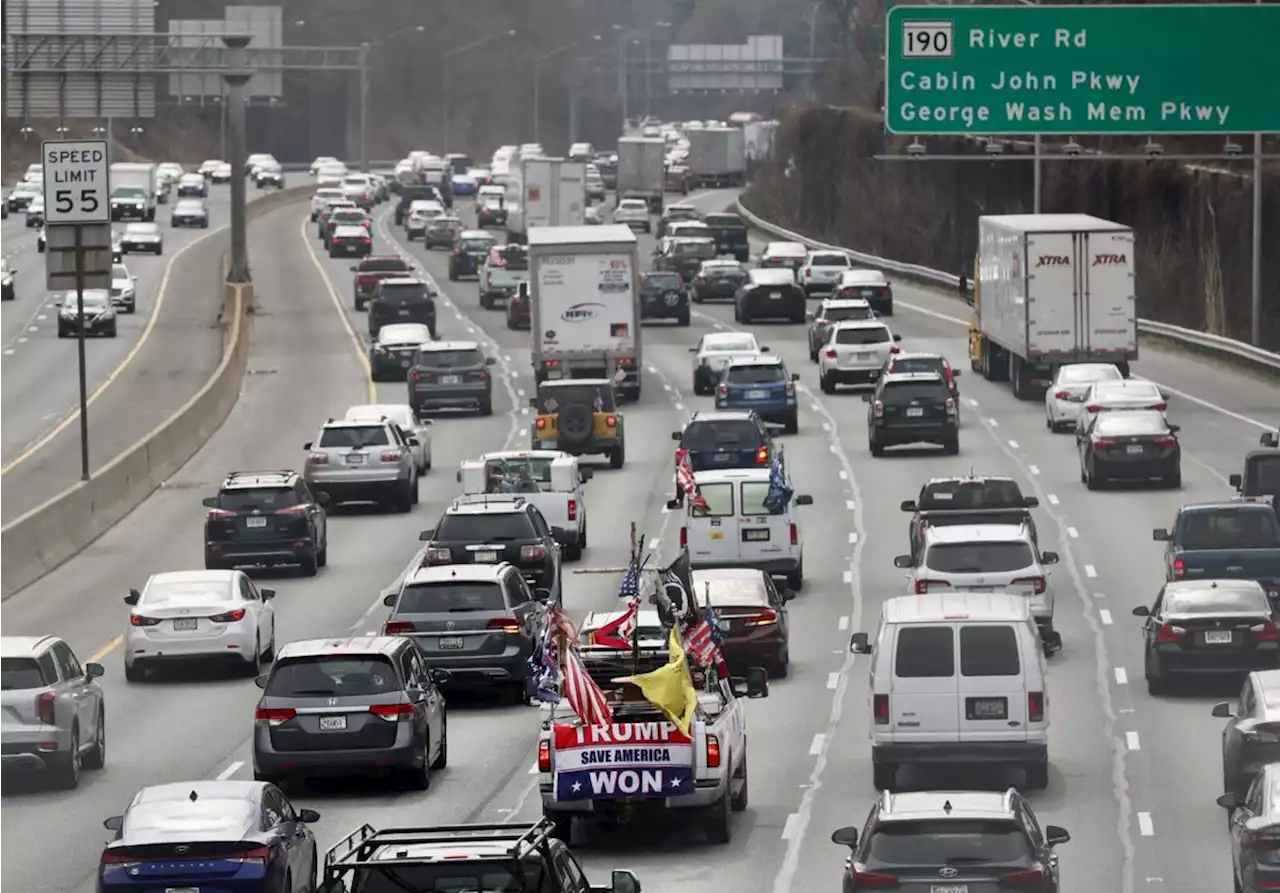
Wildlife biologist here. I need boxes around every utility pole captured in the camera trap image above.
[220,34,253,284]
[358,42,370,172]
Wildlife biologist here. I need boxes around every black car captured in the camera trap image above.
[351,255,412,311]
[702,212,750,262]
[201,470,329,575]
[419,497,565,603]
[395,185,445,225]
[865,371,959,456]
[734,269,806,324]
[1218,762,1280,892]
[1078,408,1182,489]
[654,236,717,284]
[409,340,496,417]
[656,204,703,239]
[902,475,1038,562]
[99,780,320,893]
[1136,578,1280,695]
[639,271,690,325]
[447,231,498,281]
[673,410,775,476]
[883,350,961,401]
[368,277,437,339]
[476,199,508,228]
[691,260,748,303]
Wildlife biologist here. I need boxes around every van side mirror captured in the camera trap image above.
[1263,431,1280,448]
[1152,528,1170,541]
[952,369,962,377]
[1229,473,1243,490]
[892,333,902,342]
[666,498,682,510]
[456,470,463,483]
[303,441,313,450]
[124,588,141,605]
[861,393,872,402]
[805,312,815,321]
[611,869,641,893]
[349,265,359,272]
[86,662,105,678]
[850,632,872,654]
[419,529,435,541]
[831,826,858,848]
[533,588,553,603]
[688,346,698,352]
[580,468,594,482]
[383,592,398,607]
[794,494,813,506]
[791,373,800,382]
[431,668,451,685]
[298,808,321,823]
[1132,605,1151,617]
[1044,825,1070,846]
[1212,701,1236,718]
[1041,551,1059,565]
[760,345,771,352]
[1218,792,1242,810]
[201,496,218,508]
[893,555,912,568]
[1167,424,1180,434]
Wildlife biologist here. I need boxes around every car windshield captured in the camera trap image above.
[141,580,233,604]
[619,201,647,211]
[810,253,849,267]
[926,541,1034,573]
[360,259,410,273]
[1094,382,1160,401]
[767,244,805,257]
[435,513,535,541]
[216,486,301,511]
[1256,455,1280,491]
[126,224,158,235]
[317,425,390,448]
[266,656,400,697]
[537,384,614,412]
[0,658,50,690]
[378,283,429,302]
[1177,509,1280,550]
[1059,364,1122,385]
[64,292,109,309]
[727,365,786,385]
[175,201,204,212]
[332,211,366,222]
[704,337,757,354]
[122,799,257,837]
[1165,587,1268,615]
[417,348,483,368]
[644,274,682,290]
[675,242,715,258]
[682,420,763,449]
[666,208,699,220]
[882,382,947,404]
[332,226,368,238]
[704,264,743,277]
[113,187,146,198]
[821,305,874,322]
[867,820,1032,864]
[1094,411,1169,436]
[398,582,508,613]
[835,326,890,345]
[890,357,945,376]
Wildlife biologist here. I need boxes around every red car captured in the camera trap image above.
[506,285,531,330]
[350,255,411,311]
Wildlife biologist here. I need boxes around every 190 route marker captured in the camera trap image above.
[40,139,110,225]
[885,4,1280,135]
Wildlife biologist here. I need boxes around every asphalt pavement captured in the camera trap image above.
[0,187,1273,893]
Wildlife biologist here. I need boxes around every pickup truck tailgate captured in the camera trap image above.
[1180,549,1280,595]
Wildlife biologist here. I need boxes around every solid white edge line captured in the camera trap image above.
[1114,667,1128,685]
[1099,609,1113,625]
[1125,731,1141,752]
[808,734,825,756]
[781,812,801,840]
[215,760,244,781]
[1137,812,1155,836]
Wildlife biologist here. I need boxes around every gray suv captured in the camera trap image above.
[1,636,107,788]
[408,340,497,417]
[303,418,419,512]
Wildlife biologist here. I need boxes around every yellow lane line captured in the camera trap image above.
[89,634,124,663]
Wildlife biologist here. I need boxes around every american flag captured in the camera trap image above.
[528,621,561,704]
[675,448,710,512]
[560,645,614,726]
[684,601,730,677]
[763,446,794,512]
[618,556,641,600]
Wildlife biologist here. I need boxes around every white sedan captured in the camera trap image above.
[1044,362,1123,432]
[344,403,433,473]
[690,331,768,395]
[123,569,276,681]
[1073,378,1168,434]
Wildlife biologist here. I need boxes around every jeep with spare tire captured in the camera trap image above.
[529,379,626,469]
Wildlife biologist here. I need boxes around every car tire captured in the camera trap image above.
[730,754,749,811]
[1167,471,1182,488]
[872,762,896,790]
[83,708,106,770]
[565,539,583,562]
[610,446,625,470]
[771,652,790,679]
[480,292,491,310]
[448,269,458,282]
[411,480,420,505]
[478,399,493,417]
[819,372,835,394]
[242,636,262,677]
[317,542,328,568]
[106,323,118,337]
[677,310,690,326]
[943,435,960,455]
[1023,761,1050,791]
[53,728,82,790]
[430,717,448,770]
[545,810,573,842]
[403,745,431,791]
[704,791,731,844]
[870,438,885,458]
[299,549,319,577]
[1085,468,1101,490]
[262,623,276,662]
[1146,653,1167,695]
[787,562,804,591]
[784,413,798,435]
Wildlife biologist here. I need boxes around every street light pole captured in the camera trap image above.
[358,42,370,172]
[219,33,253,284]
[534,36,599,145]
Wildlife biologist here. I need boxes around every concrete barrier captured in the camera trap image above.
[0,185,316,599]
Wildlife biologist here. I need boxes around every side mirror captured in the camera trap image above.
[431,668,451,685]
[550,527,570,544]
[124,588,141,605]
[303,441,313,450]
[104,815,124,832]
[485,357,497,366]
[1229,473,1243,489]
[315,491,330,506]
[805,312,815,321]
[831,826,858,848]
[850,632,872,654]
[318,881,348,893]
[1218,792,1242,810]
[260,588,276,600]
[349,265,358,272]
[533,587,553,603]
[760,345,771,352]
[1041,551,1059,565]
[201,496,218,508]
[795,494,814,506]
[529,397,539,408]
[791,373,800,382]
[407,436,420,446]
[1263,431,1280,448]
[419,529,435,541]
[297,808,322,823]
[745,667,769,698]
[861,393,872,403]
[580,468,594,482]
[85,662,105,678]
[780,588,796,602]
[893,555,913,569]
[456,470,463,483]
[901,500,917,512]
[254,674,270,689]
[688,346,698,353]
[952,369,962,377]
[1167,424,1180,434]
[1212,701,1236,718]
[1023,496,1039,508]
[671,431,682,441]
[1152,528,1170,541]
[1044,825,1071,846]
[611,869,642,893]
[892,333,902,342]
[1132,605,1151,617]
[383,592,398,607]
[666,498,682,510]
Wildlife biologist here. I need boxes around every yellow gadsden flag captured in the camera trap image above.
[623,627,698,736]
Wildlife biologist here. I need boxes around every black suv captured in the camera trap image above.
[447,230,498,281]
[382,562,550,703]
[901,475,1038,561]
[201,470,329,575]
[654,236,717,284]
[419,497,565,605]
[830,788,1069,891]
[368,276,437,339]
[639,271,690,325]
[865,371,959,456]
[672,410,775,485]
[702,212,750,262]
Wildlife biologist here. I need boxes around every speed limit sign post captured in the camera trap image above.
[41,138,113,481]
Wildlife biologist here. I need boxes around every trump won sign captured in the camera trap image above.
[552,721,695,802]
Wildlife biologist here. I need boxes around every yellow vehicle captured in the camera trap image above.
[529,378,626,469]
[968,255,985,373]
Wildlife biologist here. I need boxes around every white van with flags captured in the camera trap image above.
[668,467,813,590]
[457,450,592,560]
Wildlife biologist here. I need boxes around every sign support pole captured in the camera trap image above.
[73,223,91,481]
[1252,133,1263,348]
[1032,134,1042,214]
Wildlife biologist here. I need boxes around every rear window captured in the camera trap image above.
[344,861,531,893]
[537,385,614,412]
[675,242,714,258]
[740,481,783,516]
[693,483,734,517]
[926,541,1035,574]
[1164,586,1269,615]
[122,799,257,837]
[835,326,890,345]
[377,283,430,302]
[866,820,1032,864]
[666,208,700,220]
[704,265,743,278]
[397,582,508,614]
[894,627,954,678]
[266,656,401,697]
[821,305,874,322]
[1094,412,1169,436]
[959,625,1021,676]
[881,382,948,405]
[920,479,1025,510]
[1,657,51,690]
[332,211,365,222]
[461,238,495,252]
[141,580,234,605]
[435,512,536,541]
[1257,455,1280,490]
[417,349,484,368]
[216,486,300,511]
[317,426,391,448]
[840,286,888,298]
[704,214,744,228]
[810,253,849,267]
[497,247,528,270]
[889,356,944,376]
[1060,364,1122,385]
[644,274,682,290]
[727,365,786,385]
[682,420,763,450]
[1177,508,1280,550]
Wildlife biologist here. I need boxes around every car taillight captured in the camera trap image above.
[488,617,521,634]
[275,505,309,516]
[1054,390,1070,400]
[999,867,1048,887]
[538,738,552,772]
[1085,403,1102,412]
[873,400,884,418]
[803,267,812,279]
[381,449,404,463]
[308,452,329,465]
[207,508,237,520]
[1173,557,1186,579]
[99,851,141,866]
[535,417,547,430]
[362,193,371,201]
[945,397,955,413]
[872,694,889,725]
[1149,402,1167,411]
[130,614,162,627]
[410,369,424,382]
[370,703,416,721]
[849,868,898,888]
[618,356,635,367]
[1153,436,1177,447]
[1028,691,1045,723]
[454,248,464,257]
[1246,831,1280,850]
[755,446,768,464]
[363,237,371,244]
[785,379,795,396]
[705,733,721,768]
[824,347,838,359]
[789,523,799,545]
[384,620,414,635]
[605,415,617,427]
[426,547,452,564]
[566,499,578,522]
[717,383,728,398]
[1092,438,1114,450]
[914,578,949,594]
[1012,576,1047,595]
[521,544,547,562]
[1156,623,1185,643]
[211,608,247,622]
[679,527,687,548]
[255,707,296,727]
[889,345,901,354]
[37,691,56,725]
[744,609,778,627]
[477,368,489,380]
[1253,621,1280,641]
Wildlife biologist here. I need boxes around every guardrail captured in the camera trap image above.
[734,196,1280,375]
[0,184,316,599]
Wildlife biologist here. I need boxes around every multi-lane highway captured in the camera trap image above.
[0,185,256,521]
[1,185,1273,893]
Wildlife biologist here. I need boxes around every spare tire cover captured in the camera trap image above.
[557,403,594,446]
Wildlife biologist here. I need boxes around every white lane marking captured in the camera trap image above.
[838,469,847,480]
[848,532,858,544]
[846,499,855,510]
[826,673,839,690]
[988,418,998,427]
[1115,667,1128,685]
[647,537,659,551]
[17,337,27,343]
[529,762,540,774]
[517,388,526,397]
[1067,526,1079,538]
[781,812,801,840]
[1095,591,1107,599]
[3,349,13,355]
[27,326,37,332]
[822,421,831,431]
[1137,812,1154,836]
[1007,439,1019,448]
[838,615,850,631]
[503,355,512,363]
[35,313,46,320]
[808,734,825,756]
[1126,731,1141,752]
[1047,493,1060,505]
[663,382,672,392]
[965,397,979,407]
[646,364,657,373]
[1028,464,1040,475]
[675,402,684,412]
[1085,564,1098,578]
[842,570,852,584]
[1100,609,1113,625]
[215,760,244,780]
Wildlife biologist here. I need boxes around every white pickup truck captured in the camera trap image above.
[537,608,768,844]
[479,244,531,310]
[458,450,592,560]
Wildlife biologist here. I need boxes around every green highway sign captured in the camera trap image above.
[884,4,1280,135]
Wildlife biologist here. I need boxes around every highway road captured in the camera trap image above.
[0,186,1273,893]
[0,184,260,522]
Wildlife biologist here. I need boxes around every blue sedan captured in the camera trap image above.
[450,174,478,197]
[714,355,800,434]
[98,780,319,893]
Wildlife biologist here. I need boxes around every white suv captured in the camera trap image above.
[817,319,901,393]
[614,198,651,232]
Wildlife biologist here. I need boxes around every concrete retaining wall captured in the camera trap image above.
[0,185,314,599]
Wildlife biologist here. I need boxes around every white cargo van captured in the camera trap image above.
[457,450,592,560]
[849,593,1050,791]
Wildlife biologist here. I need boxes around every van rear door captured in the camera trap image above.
[887,624,960,744]
[956,623,1028,745]
[686,480,740,565]
[736,478,789,566]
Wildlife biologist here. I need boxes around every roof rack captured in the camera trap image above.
[225,469,294,480]
[451,494,527,509]
[324,820,559,876]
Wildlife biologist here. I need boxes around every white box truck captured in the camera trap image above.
[686,126,746,188]
[970,213,1138,399]
[108,162,158,221]
[616,137,665,213]
[528,224,642,400]
[505,158,586,243]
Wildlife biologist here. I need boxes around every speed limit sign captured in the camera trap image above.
[41,139,111,225]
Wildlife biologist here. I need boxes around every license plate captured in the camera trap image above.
[743,529,770,542]
[475,550,498,562]
[712,453,733,463]
[746,389,768,400]
[173,618,198,631]
[166,888,201,893]
[710,531,724,540]
[319,716,347,731]
[246,516,268,527]
[1204,630,1233,644]
[905,407,924,417]
[769,291,782,299]
[970,698,1006,719]
[968,586,994,593]
[401,359,411,367]
[931,886,968,893]
[438,636,464,650]
[345,454,365,465]
[397,309,411,316]
[440,374,460,384]
[1126,444,1144,454]
[854,352,871,361]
